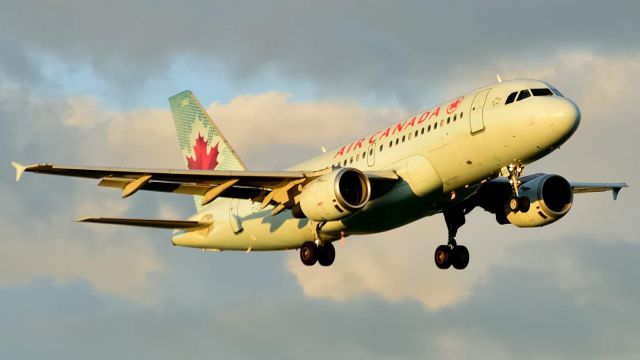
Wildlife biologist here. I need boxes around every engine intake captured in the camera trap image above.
[296,168,371,221]
[506,174,573,227]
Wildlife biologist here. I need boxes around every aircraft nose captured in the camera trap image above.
[552,98,581,137]
[548,97,581,142]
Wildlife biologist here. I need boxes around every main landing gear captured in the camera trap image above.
[434,208,470,270]
[300,241,335,266]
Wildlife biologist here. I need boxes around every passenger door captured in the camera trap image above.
[469,88,491,134]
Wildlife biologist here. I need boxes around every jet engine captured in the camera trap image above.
[295,168,371,221]
[506,174,573,227]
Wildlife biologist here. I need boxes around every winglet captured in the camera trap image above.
[11,162,28,182]
[612,184,628,200]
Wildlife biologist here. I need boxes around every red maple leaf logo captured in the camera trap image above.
[447,96,464,114]
[186,134,219,170]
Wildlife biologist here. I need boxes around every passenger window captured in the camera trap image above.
[402,135,406,142]
[447,117,450,124]
[460,112,464,118]
[531,88,553,96]
[395,138,399,145]
[427,125,431,132]
[415,130,419,137]
[362,151,366,159]
[517,90,531,101]
[369,149,374,156]
[379,144,383,152]
[453,114,457,121]
[421,128,425,134]
[349,157,353,164]
[434,122,438,129]
[343,160,347,166]
[505,91,517,104]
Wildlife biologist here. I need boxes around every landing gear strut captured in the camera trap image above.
[434,209,470,270]
[505,162,529,213]
[299,241,335,267]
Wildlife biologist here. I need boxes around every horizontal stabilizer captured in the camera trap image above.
[78,217,211,229]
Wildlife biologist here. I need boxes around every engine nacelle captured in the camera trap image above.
[296,168,371,221]
[506,174,573,228]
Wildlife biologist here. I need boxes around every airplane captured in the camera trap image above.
[12,79,628,270]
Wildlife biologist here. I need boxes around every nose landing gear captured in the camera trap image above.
[505,162,529,213]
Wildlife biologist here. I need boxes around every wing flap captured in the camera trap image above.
[78,217,211,229]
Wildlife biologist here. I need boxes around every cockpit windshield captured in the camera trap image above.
[549,87,564,97]
[505,86,561,105]
[531,88,553,96]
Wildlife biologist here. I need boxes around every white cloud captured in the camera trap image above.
[105,108,184,168]
[62,96,109,127]
[206,92,406,167]
[0,88,170,302]
[0,183,164,302]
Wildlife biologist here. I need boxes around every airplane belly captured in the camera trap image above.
[331,181,446,235]
[172,199,315,251]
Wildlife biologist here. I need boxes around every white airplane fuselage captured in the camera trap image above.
[172,79,581,251]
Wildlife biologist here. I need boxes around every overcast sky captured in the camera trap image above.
[1,1,638,359]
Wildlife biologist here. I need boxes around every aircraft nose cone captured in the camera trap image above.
[547,97,581,145]
[553,98,581,137]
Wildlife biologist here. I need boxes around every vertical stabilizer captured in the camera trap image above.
[169,90,246,211]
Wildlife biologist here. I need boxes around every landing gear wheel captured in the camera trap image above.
[451,246,470,270]
[300,241,318,266]
[317,242,336,267]
[509,196,530,213]
[434,245,452,269]
[509,197,521,212]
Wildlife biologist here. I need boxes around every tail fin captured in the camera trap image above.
[169,90,246,211]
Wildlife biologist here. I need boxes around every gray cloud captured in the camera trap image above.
[1,1,639,104]
[0,2,638,358]
[1,238,638,360]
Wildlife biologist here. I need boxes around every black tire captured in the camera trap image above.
[509,196,530,213]
[509,197,520,212]
[434,245,452,269]
[317,242,336,267]
[300,241,318,266]
[451,246,470,270]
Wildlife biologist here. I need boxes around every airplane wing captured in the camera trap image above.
[12,162,399,214]
[570,182,628,200]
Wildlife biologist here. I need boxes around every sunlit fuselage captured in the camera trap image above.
[172,79,581,250]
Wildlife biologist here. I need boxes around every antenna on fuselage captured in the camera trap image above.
[321,146,327,154]
[496,74,503,83]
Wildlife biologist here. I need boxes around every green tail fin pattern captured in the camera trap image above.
[169,90,246,211]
